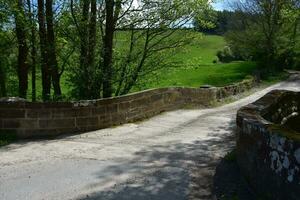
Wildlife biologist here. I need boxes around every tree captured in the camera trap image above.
[46,0,62,98]
[69,0,100,100]
[69,0,209,98]
[0,0,9,98]
[225,0,300,72]
[194,10,242,35]
[1,0,213,100]
[102,0,122,98]
[26,0,37,101]
[112,0,211,95]
[37,0,62,100]
[79,0,92,98]
[14,0,29,98]
[80,0,98,99]
[0,65,6,97]
[38,0,51,101]
[88,0,97,75]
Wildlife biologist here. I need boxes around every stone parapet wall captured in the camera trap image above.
[217,77,256,99]
[0,77,256,139]
[237,90,300,200]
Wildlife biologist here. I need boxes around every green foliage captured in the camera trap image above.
[225,0,300,71]
[2,30,260,100]
[68,64,102,100]
[1,0,268,101]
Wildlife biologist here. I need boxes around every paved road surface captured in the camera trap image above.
[1,75,299,200]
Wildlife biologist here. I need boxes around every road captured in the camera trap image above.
[1,75,299,200]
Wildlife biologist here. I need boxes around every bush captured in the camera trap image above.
[217,46,236,63]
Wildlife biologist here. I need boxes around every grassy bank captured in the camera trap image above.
[133,34,258,91]
[140,61,257,90]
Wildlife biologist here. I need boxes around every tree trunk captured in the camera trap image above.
[88,0,97,70]
[0,64,7,97]
[115,27,135,96]
[38,0,51,101]
[102,0,115,98]
[27,0,37,102]
[88,0,99,98]
[121,29,150,95]
[80,0,89,72]
[45,0,61,98]
[15,0,29,99]
[79,0,90,98]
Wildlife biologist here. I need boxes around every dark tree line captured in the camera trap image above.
[194,10,240,35]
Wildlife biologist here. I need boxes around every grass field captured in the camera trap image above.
[133,34,258,91]
[142,61,257,90]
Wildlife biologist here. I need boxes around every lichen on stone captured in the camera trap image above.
[73,100,97,107]
[270,150,282,173]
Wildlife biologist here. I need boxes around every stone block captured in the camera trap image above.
[106,104,118,114]
[19,119,39,129]
[52,109,76,118]
[24,102,44,109]
[76,117,99,127]
[151,93,163,102]
[39,118,75,129]
[119,102,131,112]
[75,108,92,117]
[0,102,25,109]
[43,102,73,108]
[91,106,106,115]
[26,109,52,119]
[0,109,26,118]
[3,119,20,129]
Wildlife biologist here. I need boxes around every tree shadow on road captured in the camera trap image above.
[212,152,256,200]
[75,121,238,200]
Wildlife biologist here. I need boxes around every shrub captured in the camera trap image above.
[217,46,237,63]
